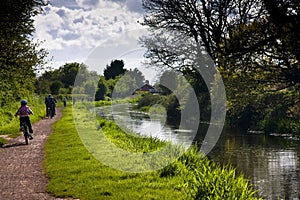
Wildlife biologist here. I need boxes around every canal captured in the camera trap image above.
[97,104,300,199]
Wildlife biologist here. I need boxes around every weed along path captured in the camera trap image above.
[0,108,65,200]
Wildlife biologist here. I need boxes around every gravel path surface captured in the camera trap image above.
[0,108,63,200]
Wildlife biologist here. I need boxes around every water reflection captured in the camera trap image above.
[96,104,196,147]
[208,130,300,200]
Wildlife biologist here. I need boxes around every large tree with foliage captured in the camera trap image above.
[141,0,300,130]
[263,0,300,60]
[127,68,145,87]
[103,60,126,80]
[141,0,300,86]
[0,0,48,106]
[36,62,97,95]
[141,0,268,65]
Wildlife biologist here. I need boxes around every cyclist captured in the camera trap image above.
[50,96,57,116]
[14,100,34,139]
[45,94,52,118]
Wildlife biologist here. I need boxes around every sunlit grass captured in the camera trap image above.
[44,105,262,200]
[45,106,184,199]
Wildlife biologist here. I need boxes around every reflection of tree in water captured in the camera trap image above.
[208,130,300,199]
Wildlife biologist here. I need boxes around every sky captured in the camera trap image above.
[33,0,158,82]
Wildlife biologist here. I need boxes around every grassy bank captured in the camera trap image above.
[44,105,261,200]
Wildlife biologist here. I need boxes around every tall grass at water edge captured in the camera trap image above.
[44,105,262,200]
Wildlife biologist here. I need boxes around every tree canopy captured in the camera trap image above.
[0,0,48,106]
[141,0,300,130]
[141,0,300,88]
[104,60,126,80]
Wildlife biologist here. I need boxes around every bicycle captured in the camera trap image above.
[47,106,55,119]
[20,122,33,145]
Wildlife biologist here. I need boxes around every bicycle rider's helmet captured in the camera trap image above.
[21,100,27,105]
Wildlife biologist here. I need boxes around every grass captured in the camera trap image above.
[45,106,184,199]
[44,104,262,200]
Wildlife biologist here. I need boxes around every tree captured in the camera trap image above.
[141,0,300,87]
[142,0,268,64]
[84,81,97,97]
[50,81,63,95]
[95,77,107,101]
[113,74,138,98]
[127,68,145,87]
[263,0,300,60]
[0,0,48,105]
[35,62,98,96]
[103,60,126,80]
[58,63,89,88]
[157,70,178,95]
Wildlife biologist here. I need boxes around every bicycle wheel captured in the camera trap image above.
[47,107,51,118]
[50,107,55,118]
[22,124,29,145]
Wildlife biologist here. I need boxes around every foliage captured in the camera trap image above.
[0,0,48,107]
[134,93,163,109]
[263,0,300,61]
[141,0,300,132]
[36,62,99,96]
[112,73,138,99]
[134,93,180,122]
[95,76,107,101]
[104,60,126,80]
[127,68,145,88]
[50,81,64,95]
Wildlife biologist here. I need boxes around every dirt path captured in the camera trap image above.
[0,108,63,200]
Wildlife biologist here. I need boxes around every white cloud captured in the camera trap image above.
[75,0,100,10]
[33,0,149,79]
[34,0,143,50]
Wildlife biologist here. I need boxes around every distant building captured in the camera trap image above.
[136,80,158,94]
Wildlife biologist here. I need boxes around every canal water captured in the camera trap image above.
[97,105,300,200]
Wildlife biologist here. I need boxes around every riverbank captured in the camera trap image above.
[44,105,261,199]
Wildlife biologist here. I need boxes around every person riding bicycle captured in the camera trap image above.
[50,96,57,116]
[14,100,34,139]
[45,94,52,118]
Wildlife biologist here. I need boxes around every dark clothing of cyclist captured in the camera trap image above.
[45,95,52,117]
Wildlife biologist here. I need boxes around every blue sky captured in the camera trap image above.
[33,0,158,82]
